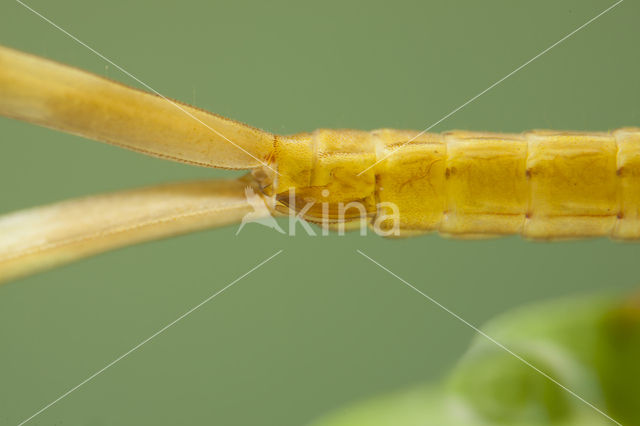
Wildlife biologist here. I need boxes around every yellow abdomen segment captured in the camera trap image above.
[266,127,640,240]
[374,128,640,239]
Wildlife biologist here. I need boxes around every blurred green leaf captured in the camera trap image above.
[313,293,640,426]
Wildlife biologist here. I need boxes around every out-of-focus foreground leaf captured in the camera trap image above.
[312,293,640,426]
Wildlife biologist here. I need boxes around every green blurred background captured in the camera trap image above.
[1,1,638,424]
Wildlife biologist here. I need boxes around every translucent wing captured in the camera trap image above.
[0,44,274,169]
[0,178,274,284]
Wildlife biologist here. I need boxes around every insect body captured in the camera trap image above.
[0,44,638,283]
[264,127,640,239]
